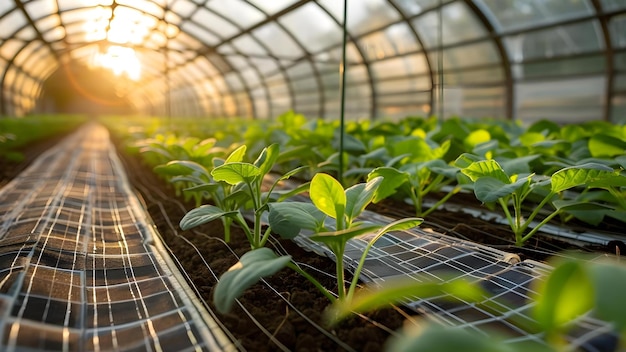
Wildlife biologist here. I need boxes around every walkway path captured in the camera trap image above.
[0,124,235,351]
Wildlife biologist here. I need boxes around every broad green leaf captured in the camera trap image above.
[551,163,615,193]
[552,200,615,211]
[615,155,626,169]
[367,167,408,203]
[268,202,326,239]
[473,175,531,203]
[225,144,247,163]
[345,177,383,223]
[212,162,261,185]
[223,188,251,206]
[329,279,484,324]
[310,173,346,221]
[254,143,279,176]
[454,153,482,168]
[464,129,491,149]
[589,134,626,158]
[180,205,239,230]
[213,248,291,313]
[461,160,510,183]
[386,325,518,352]
[170,175,205,185]
[533,259,593,333]
[590,261,626,329]
[519,131,545,147]
[586,173,626,188]
[499,155,540,176]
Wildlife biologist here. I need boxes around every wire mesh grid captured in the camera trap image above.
[287,207,618,351]
[0,124,234,351]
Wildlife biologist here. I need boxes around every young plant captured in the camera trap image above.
[210,173,422,314]
[367,159,462,217]
[457,156,625,246]
[179,143,306,249]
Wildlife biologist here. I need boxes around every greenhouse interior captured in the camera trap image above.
[1,0,626,351]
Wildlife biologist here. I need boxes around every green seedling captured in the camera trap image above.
[458,156,625,246]
[180,144,306,249]
[210,173,422,314]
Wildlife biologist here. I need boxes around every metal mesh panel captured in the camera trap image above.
[0,124,234,351]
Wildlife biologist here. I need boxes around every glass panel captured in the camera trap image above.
[279,2,341,53]
[248,0,298,15]
[614,73,626,92]
[412,2,487,48]
[181,21,220,46]
[514,55,605,79]
[231,34,268,56]
[13,41,40,67]
[457,87,505,118]
[615,52,626,70]
[316,42,362,64]
[124,0,163,17]
[319,0,400,36]
[206,0,264,28]
[430,41,500,71]
[601,0,626,11]
[477,0,593,32]
[444,67,504,85]
[191,7,239,39]
[0,39,24,60]
[516,77,605,123]
[610,14,626,48]
[610,95,626,123]
[392,0,439,16]
[0,9,27,37]
[240,68,261,87]
[42,26,66,42]
[34,14,62,33]
[358,22,419,61]
[253,23,303,58]
[15,26,37,42]
[248,57,279,75]
[224,55,250,70]
[25,0,58,20]
[371,54,429,79]
[170,0,198,18]
[377,76,430,93]
[0,1,14,16]
[505,20,603,62]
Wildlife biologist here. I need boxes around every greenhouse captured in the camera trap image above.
[0,0,625,351]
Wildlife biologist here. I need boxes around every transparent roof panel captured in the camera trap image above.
[1,10,27,38]
[358,22,420,61]
[319,0,400,36]
[206,0,265,28]
[610,14,626,48]
[601,0,626,11]
[252,23,303,58]
[392,0,439,17]
[190,7,240,39]
[248,0,299,15]
[505,20,604,62]
[25,0,58,20]
[279,2,342,54]
[477,0,594,32]
[413,2,487,48]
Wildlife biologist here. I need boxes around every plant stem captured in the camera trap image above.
[517,191,555,237]
[422,186,460,218]
[519,210,561,245]
[287,262,336,302]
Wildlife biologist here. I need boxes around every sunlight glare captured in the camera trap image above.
[94,46,141,81]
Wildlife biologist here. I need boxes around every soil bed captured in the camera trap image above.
[2,131,619,351]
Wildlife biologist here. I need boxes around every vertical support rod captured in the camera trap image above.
[338,0,348,185]
[437,0,444,121]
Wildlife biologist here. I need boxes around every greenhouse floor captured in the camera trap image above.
[0,123,235,351]
[0,124,620,351]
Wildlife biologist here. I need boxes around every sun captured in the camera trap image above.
[94,45,141,81]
